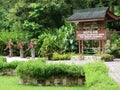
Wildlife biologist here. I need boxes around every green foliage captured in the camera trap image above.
[110,33,120,58]
[0,61,23,70]
[0,56,7,62]
[16,61,84,79]
[39,33,57,57]
[15,0,70,38]
[63,23,78,53]
[51,52,74,60]
[0,0,120,57]
[36,23,76,57]
[0,30,30,56]
[0,30,29,44]
[105,40,111,54]
[104,33,120,58]
[84,62,119,90]
[101,54,114,61]
[89,82,119,90]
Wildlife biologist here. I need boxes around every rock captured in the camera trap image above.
[38,84,42,86]
[78,78,83,85]
[45,80,50,86]
[0,72,4,75]
[19,78,24,84]
[54,79,61,86]
[62,78,67,86]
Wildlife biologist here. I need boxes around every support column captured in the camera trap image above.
[78,40,81,54]
[99,40,102,54]
[81,40,84,54]
[101,40,105,54]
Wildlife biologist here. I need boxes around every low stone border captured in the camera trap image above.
[0,69,16,76]
[19,76,85,86]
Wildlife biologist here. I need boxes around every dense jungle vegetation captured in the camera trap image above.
[0,0,120,58]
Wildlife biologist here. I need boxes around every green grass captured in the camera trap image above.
[0,76,88,90]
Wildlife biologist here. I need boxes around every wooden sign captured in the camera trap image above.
[76,30,107,40]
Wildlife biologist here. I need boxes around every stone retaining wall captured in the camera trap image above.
[19,76,85,86]
[0,69,16,76]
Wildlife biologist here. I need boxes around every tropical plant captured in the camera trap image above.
[0,30,30,55]
[63,23,78,53]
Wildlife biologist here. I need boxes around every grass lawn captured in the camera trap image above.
[0,76,88,90]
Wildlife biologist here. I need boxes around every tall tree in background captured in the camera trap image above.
[0,0,21,31]
[14,0,70,38]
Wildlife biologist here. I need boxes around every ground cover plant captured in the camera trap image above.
[84,61,120,90]
[0,56,7,62]
[51,52,74,60]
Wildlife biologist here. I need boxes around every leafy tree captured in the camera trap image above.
[15,0,70,38]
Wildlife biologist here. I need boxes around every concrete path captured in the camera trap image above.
[105,59,120,84]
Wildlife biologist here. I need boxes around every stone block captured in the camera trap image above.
[54,79,61,86]
[78,78,83,85]
[45,80,50,86]
[62,78,67,86]
[19,78,24,84]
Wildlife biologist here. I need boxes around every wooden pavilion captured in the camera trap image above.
[66,7,119,54]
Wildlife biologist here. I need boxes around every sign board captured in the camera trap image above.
[76,30,107,40]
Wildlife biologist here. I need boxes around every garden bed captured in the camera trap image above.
[16,60,85,86]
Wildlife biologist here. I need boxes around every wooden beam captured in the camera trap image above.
[107,11,119,20]
[66,18,105,23]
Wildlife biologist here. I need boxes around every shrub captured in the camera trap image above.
[7,61,24,69]
[84,62,119,90]
[45,63,84,78]
[0,61,23,70]
[0,56,7,62]
[16,59,46,78]
[16,61,84,79]
[101,54,114,61]
[35,58,47,63]
[51,52,74,60]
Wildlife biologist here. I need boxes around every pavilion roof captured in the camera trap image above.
[66,7,119,22]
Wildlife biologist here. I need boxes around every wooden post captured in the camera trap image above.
[102,40,105,54]
[78,40,81,53]
[92,40,94,48]
[99,40,101,54]
[81,40,84,54]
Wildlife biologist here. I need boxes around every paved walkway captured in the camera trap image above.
[105,59,120,84]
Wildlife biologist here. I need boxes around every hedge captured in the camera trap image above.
[0,61,23,70]
[16,61,84,79]
[0,56,7,62]
[0,58,46,70]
